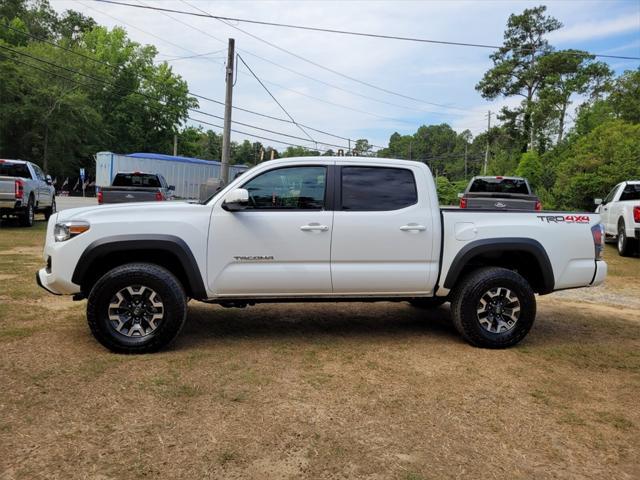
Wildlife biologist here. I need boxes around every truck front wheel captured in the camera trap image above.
[450,267,536,348]
[87,263,187,353]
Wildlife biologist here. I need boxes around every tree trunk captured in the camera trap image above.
[557,102,567,144]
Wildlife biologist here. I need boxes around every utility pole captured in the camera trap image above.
[221,38,235,185]
[173,133,178,156]
[483,110,492,175]
[464,141,468,179]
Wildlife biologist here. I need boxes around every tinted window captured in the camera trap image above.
[469,178,530,195]
[112,173,161,188]
[620,184,640,201]
[341,167,417,211]
[242,166,326,210]
[0,162,31,178]
[603,185,619,204]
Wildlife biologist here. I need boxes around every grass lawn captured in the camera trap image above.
[1,219,639,479]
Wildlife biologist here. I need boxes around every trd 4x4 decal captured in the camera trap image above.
[537,215,590,224]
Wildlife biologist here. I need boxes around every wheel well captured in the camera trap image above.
[618,217,625,228]
[454,250,548,294]
[80,250,194,298]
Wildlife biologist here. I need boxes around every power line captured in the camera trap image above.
[181,0,470,113]
[95,0,640,61]
[0,45,345,152]
[0,22,375,148]
[236,53,316,144]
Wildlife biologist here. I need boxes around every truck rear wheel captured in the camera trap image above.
[617,220,636,257]
[87,263,187,353]
[450,267,536,348]
[19,197,34,227]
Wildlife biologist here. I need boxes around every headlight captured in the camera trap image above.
[54,221,90,242]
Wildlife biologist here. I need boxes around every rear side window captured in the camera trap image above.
[620,184,640,201]
[341,167,417,211]
[469,178,530,195]
[112,173,161,187]
[0,162,30,178]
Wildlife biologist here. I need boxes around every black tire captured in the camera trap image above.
[450,267,536,349]
[617,220,636,257]
[409,297,447,309]
[87,263,187,353]
[19,196,34,227]
[44,196,56,220]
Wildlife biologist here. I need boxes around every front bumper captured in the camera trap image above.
[591,260,607,287]
[36,269,61,295]
[36,267,80,295]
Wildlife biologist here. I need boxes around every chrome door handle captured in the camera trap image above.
[400,224,426,232]
[300,223,329,232]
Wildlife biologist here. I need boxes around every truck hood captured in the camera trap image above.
[56,200,206,222]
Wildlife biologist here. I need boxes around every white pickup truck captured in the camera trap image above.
[36,157,607,353]
[595,181,640,256]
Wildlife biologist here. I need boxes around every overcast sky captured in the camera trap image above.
[51,0,640,154]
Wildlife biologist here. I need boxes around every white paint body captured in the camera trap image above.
[38,157,607,299]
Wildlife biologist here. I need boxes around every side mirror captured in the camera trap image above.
[45,175,52,185]
[457,193,464,199]
[222,188,249,211]
[594,198,602,205]
[168,185,175,191]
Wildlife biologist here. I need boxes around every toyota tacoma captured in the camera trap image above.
[36,157,607,353]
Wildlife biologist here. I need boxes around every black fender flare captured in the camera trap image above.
[443,238,555,294]
[72,234,207,299]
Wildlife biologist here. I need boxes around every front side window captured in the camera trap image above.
[341,167,417,211]
[603,185,620,204]
[242,166,326,210]
[33,165,45,180]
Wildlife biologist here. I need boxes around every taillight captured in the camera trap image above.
[459,197,467,209]
[15,179,24,199]
[591,224,604,260]
[155,191,164,201]
[535,200,542,211]
[97,191,103,204]
[634,206,640,223]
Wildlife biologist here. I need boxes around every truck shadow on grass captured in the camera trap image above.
[177,302,460,348]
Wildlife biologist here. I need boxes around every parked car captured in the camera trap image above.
[459,176,541,210]
[595,181,640,256]
[97,172,175,204]
[0,159,56,226]
[37,157,606,353]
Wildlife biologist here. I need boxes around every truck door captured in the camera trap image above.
[31,164,51,208]
[208,164,333,296]
[330,163,439,295]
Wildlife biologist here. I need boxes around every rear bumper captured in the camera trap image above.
[635,228,640,240]
[591,260,607,287]
[0,199,21,210]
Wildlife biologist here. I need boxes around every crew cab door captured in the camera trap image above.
[208,164,333,296]
[31,164,51,207]
[599,184,620,235]
[330,162,439,295]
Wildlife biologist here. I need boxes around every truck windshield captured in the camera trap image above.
[112,173,161,188]
[0,162,30,178]
[469,178,529,195]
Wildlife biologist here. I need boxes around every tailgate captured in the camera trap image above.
[101,187,159,203]
[465,193,538,210]
[0,176,17,202]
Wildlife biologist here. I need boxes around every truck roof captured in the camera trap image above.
[0,159,28,164]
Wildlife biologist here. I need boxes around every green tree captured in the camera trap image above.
[476,5,562,150]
